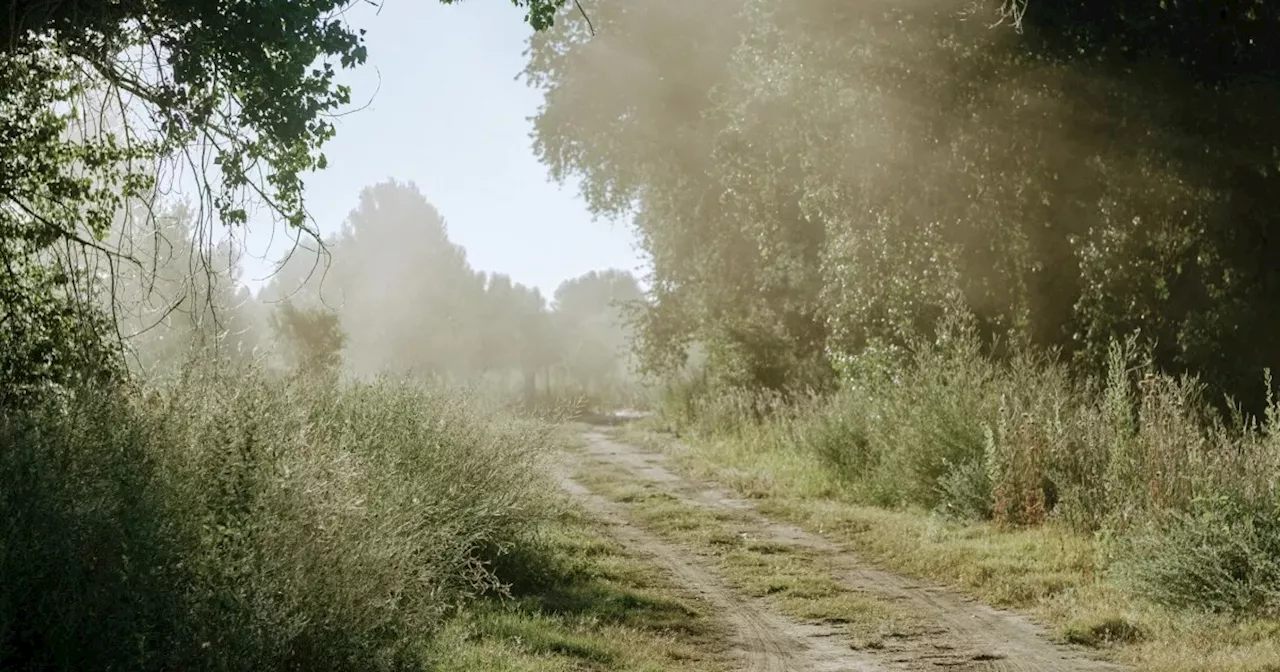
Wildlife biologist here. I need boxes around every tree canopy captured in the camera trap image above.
[262,179,640,400]
[1,0,565,397]
[525,0,1280,406]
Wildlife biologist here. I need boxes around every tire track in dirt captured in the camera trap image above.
[557,465,883,671]
[574,430,1126,672]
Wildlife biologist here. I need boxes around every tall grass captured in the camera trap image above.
[0,366,556,671]
[664,313,1280,618]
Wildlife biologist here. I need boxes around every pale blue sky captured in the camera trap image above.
[237,0,645,299]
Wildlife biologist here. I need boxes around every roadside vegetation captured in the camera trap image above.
[1,365,553,670]
[627,310,1280,670]
[0,4,658,668]
[521,1,1280,669]
[0,360,724,671]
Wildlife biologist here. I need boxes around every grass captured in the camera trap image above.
[613,423,1280,671]
[0,364,737,672]
[628,426,1095,606]
[572,458,914,647]
[0,366,558,671]
[425,507,733,671]
[637,312,1280,670]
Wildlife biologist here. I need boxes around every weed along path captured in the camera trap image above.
[557,429,1126,672]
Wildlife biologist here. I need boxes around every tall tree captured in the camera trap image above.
[469,273,554,399]
[261,180,488,380]
[526,0,831,393]
[2,0,563,396]
[553,269,642,395]
[525,0,1280,405]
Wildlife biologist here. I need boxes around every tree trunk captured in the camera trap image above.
[523,368,537,406]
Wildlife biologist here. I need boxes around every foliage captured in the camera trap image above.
[553,269,642,326]
[0,366,556,671]
[484,272,558,400]
[526,0,830,394]
[2,0,567,240]
[263,179,643,405]
[1,0,564,405]
[270,300,346,377]
[102,203,263,379]
[1111,496,1280,618]
[552,269,643,399]
[663,304,1280,616]
[0,258,125,411]
[2,0,363,262]
[525,0,1280,407]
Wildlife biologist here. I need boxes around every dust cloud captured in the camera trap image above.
[525,0,1280,403]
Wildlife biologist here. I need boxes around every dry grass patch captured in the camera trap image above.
[426,507,734,672]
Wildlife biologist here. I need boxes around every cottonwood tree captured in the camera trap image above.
[1,0,564,397]
[525,0,1280,406]
[552,269,642,396]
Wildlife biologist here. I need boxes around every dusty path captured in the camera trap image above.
[559,430,1125,672]
[557,473,880,671]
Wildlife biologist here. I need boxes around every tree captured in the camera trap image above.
[552,270,642,395]
[270,300,346,377]
[525,0,1280,406]
[2,0,569,242]
[526,0,830,393]
[107,202,262,379]
[2,0,564,398]
[260,180,489,381]
[482,273,556,401]
[553,270,642,324]
[2,0,568,236]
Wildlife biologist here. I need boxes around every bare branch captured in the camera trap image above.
[574,0,594,36]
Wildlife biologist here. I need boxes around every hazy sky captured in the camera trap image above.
[237,0,645,298]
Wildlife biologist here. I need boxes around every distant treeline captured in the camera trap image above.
[102,180,644,405]
[262,180,644,401]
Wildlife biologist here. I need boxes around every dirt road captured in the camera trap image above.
[557,430,1125,672]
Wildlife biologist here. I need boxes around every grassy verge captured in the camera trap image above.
[0,366,734,671]
[614,424,1280,671]
[1,367,557,671]
[426,507,733,671]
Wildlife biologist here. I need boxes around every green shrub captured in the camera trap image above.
[665,307,1280,617]
[655,372,763,438]
[1111,496,1280,618]
[0,366,555,671]
[877,322,998,511]
[0,391,190,670]
[791,312,1003,512]
[800,397,876,489]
